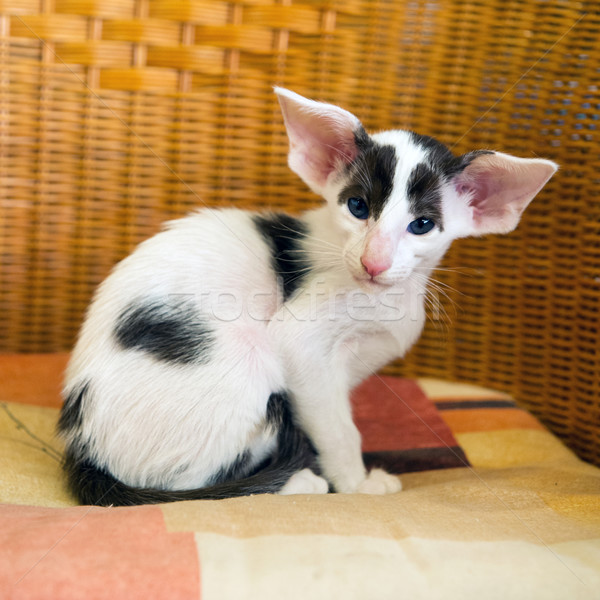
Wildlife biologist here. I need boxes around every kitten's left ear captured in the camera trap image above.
[275,87,363,195]
[452,151,558,236]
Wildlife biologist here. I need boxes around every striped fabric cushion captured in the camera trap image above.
[1,355,599,599]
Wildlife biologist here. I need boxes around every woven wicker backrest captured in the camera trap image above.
[0,1,598,465]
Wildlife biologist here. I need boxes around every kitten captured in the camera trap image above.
[58,88,557,505]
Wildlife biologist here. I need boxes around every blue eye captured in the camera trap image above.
[347,197,369,220]
[408,217,435,235]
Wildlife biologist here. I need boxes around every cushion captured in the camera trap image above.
[1,354,599,599]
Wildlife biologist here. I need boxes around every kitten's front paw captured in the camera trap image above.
[357,469,402,495]
[279,468,329,495]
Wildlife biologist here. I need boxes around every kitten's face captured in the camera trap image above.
[324,129,469,290]
[276,87,557,291]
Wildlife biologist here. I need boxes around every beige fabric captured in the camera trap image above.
[2,377,599,599]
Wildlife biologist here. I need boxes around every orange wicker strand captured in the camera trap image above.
[0,1,598,466]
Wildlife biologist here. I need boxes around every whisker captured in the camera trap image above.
[427,281,460,308]
[271,233,341,254]
[273,221,342,252]
[274,262,342,275]
[284,248,342,259]
[413,265,481,278]
[410,272,459,322]
[422,288,452,334]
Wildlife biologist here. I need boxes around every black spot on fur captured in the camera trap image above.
[62,390,320,506]
[406,163,444,230]
[266,390,286,428]
[253,213,310,301]
[339,134,397,221]
[57,381,91,433]
[353,126,373,153]
[408,133,496,228]
[458,149,496,170]
[410,131,494,179]
[114,298,214,365]
[209,450,254,485]
[409,132,460,178]
[266,390,321,476]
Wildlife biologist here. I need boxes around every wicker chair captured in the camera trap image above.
[0,0,598,467]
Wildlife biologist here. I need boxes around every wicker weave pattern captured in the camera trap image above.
[0,1,598,465]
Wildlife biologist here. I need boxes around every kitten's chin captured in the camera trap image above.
[347,263,407,291]
[352,274,396,292]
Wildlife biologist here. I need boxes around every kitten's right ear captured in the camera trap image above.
[451,151,558,236]
[275,88,363,195]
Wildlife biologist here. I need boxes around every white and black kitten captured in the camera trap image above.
[58,88,557,505]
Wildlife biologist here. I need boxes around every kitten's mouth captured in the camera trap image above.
[353,274,395,289]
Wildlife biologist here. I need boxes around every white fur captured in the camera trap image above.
[63,90,557,497]
[279,469,329,495]
[357,468,402,495]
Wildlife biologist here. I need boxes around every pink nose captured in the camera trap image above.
[361,256,391,278]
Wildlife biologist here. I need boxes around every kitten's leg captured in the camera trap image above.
[344,333,405,494]
[272,322,402,494]
[281,366,379,494]
[294,379,402,494]
[357,468,402,494]
[344,330,402,389]
[279,469,329,495]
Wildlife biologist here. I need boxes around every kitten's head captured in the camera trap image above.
[275,88,557,289]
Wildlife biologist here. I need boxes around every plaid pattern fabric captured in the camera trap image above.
[1,355,599,599]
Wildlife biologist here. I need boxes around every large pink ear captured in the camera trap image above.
[453,152,558,235]
[275,87,363,194]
